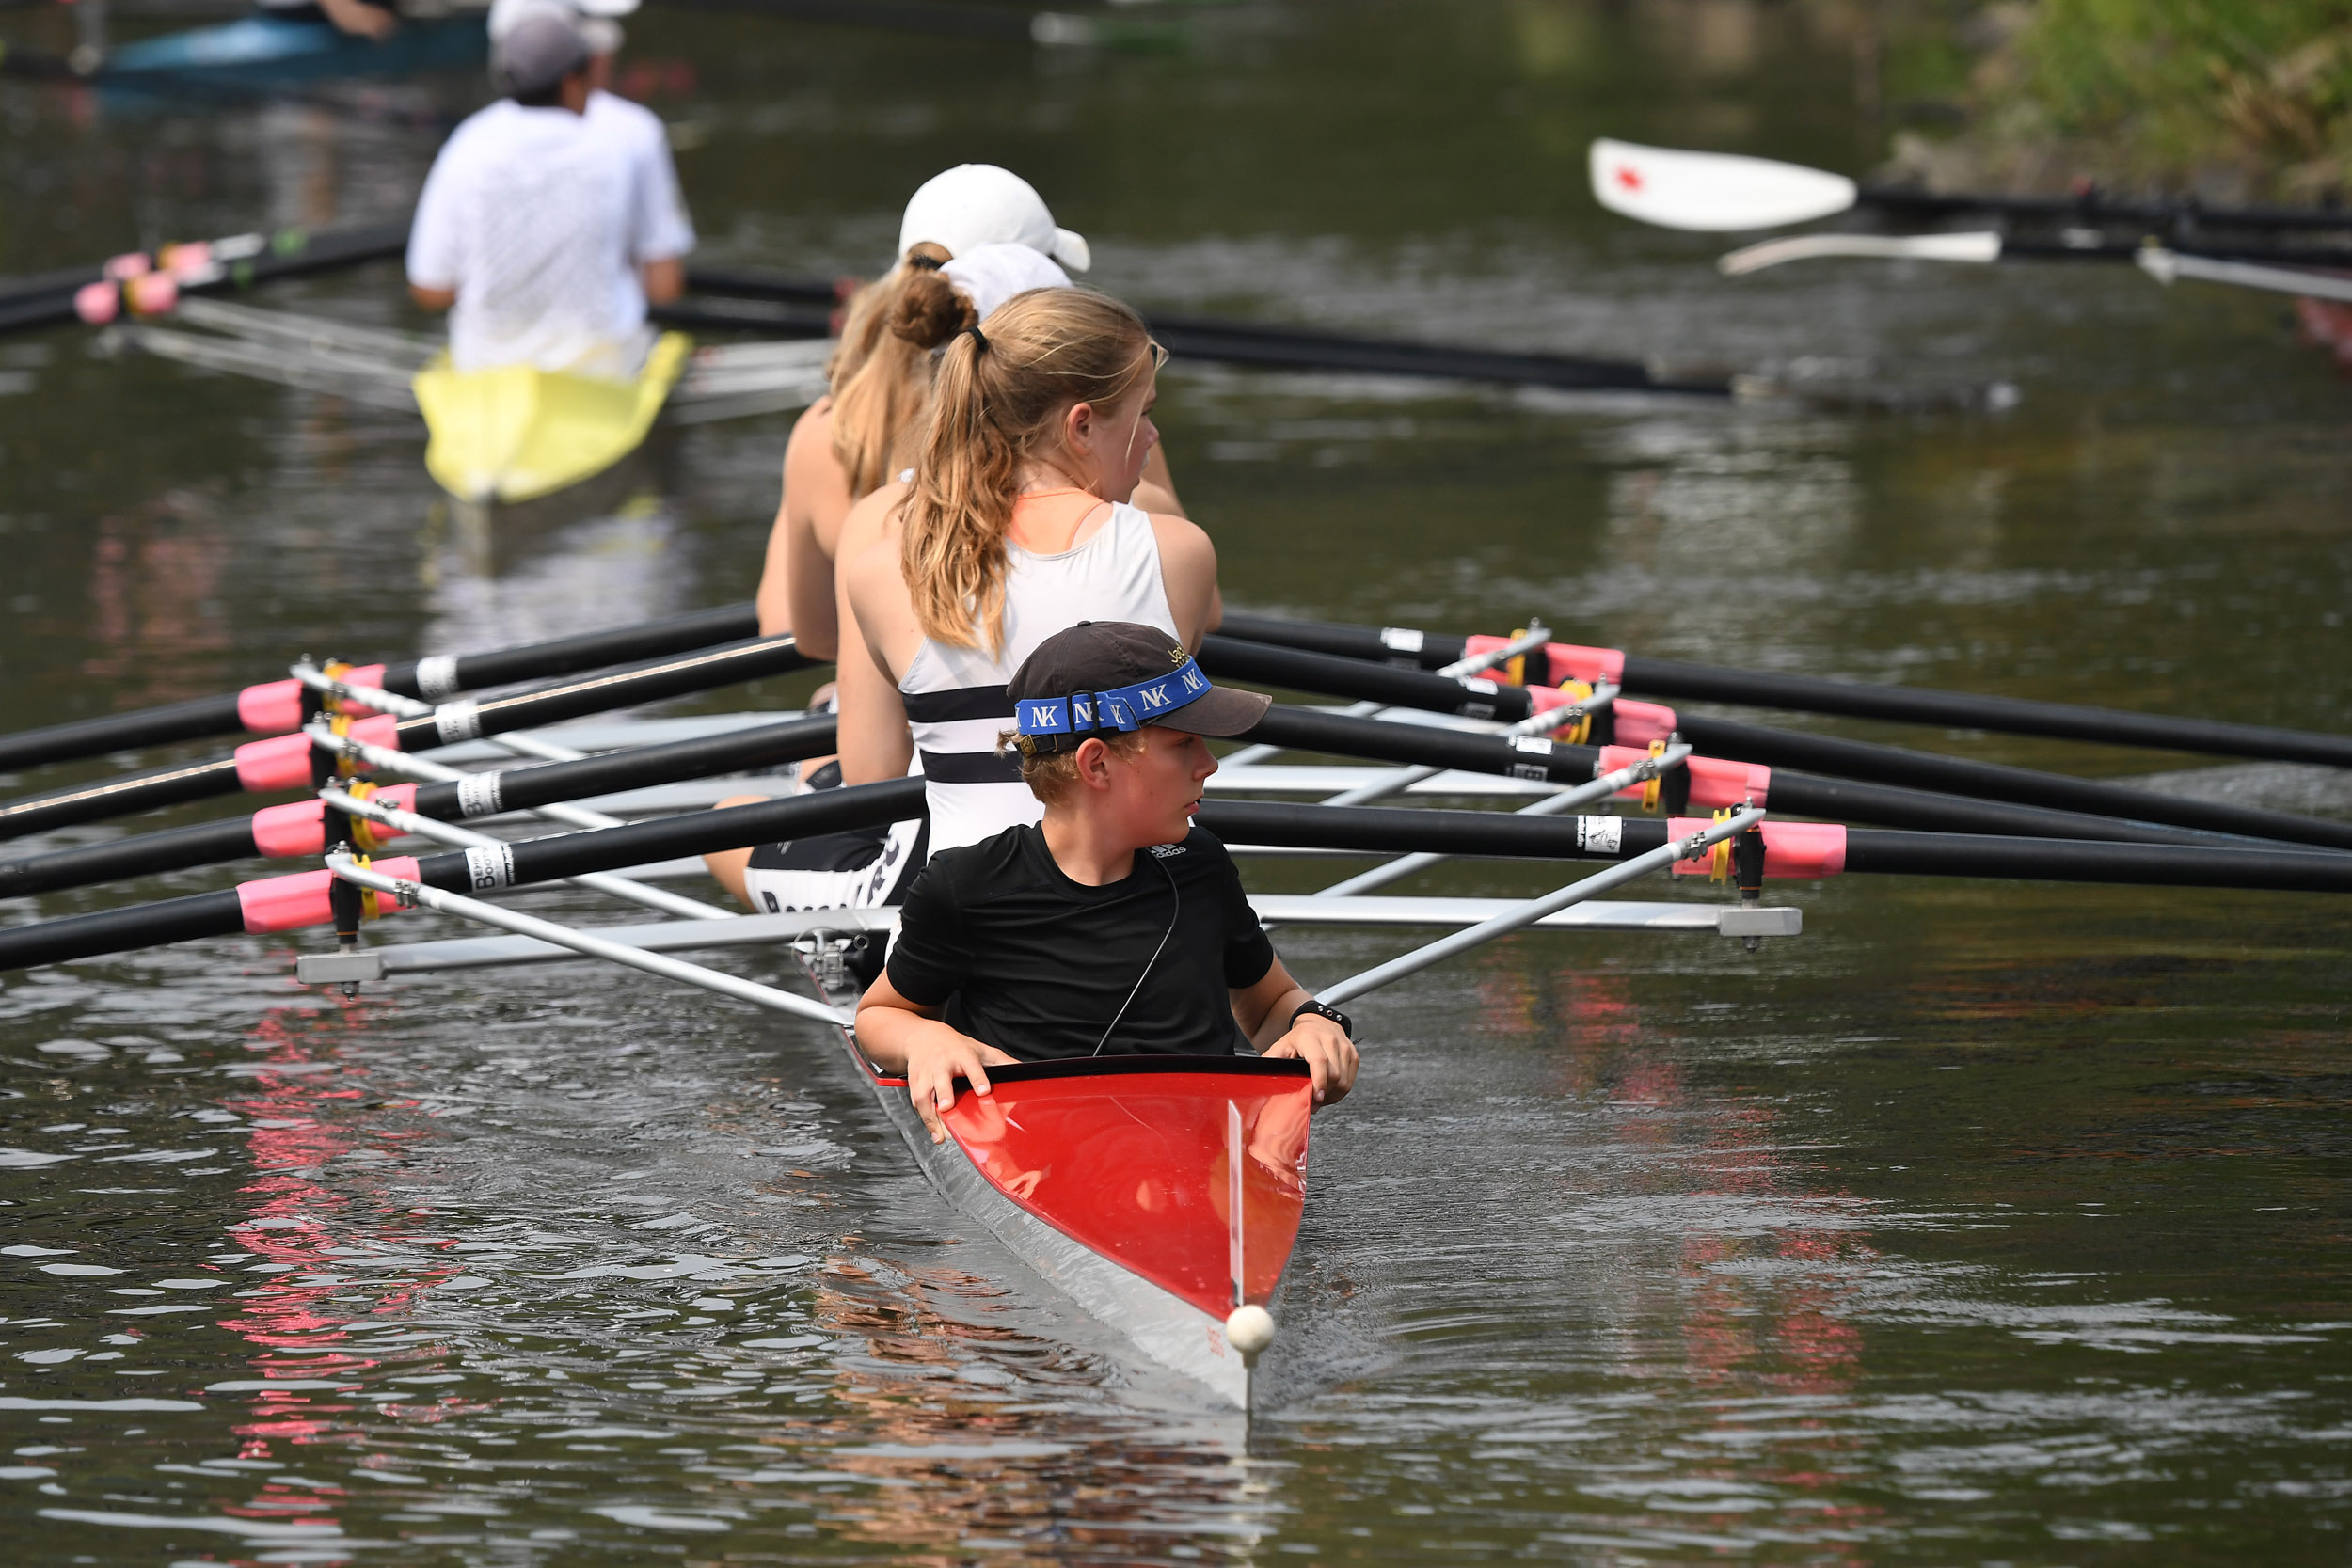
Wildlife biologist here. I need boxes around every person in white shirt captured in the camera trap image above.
[405,8,693,379]
[484,0,690,248]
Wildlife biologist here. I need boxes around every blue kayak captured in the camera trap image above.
[100,12,486,90]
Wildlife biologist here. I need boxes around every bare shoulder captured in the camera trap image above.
[841,523,907,610]
[839,479,911,564]
[1146,511,1217,570]
[783,398,836,479]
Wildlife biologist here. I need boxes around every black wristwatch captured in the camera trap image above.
[1290,998,1353,1039]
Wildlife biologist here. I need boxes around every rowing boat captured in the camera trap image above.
[96,12,487,92]
[415,332,691,505]
[795,932,1306,1411]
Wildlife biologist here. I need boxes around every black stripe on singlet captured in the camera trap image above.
[919,748,1025,784]
[901,685,1012,723]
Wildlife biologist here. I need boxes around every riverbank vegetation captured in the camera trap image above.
[1879,1,2352,202]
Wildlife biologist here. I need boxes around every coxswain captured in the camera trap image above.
[855,621,1359,1143]
[405,8,694,379]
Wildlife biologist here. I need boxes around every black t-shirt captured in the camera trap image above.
[886,825,1277,1062]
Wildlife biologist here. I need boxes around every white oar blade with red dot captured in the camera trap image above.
[1589,138,1858,231]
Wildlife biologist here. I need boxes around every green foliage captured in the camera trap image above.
[1993,0,2352,194]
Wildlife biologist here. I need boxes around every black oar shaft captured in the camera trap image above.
[1619,656,2352,769]
[0,715,840,901]
[0,694,248,775]
[0,818,262,902]
[1842,831,2352,892]
[0,777,926,973]
[0,757,249,843]
[0,890,254,973]
[0,601,761,773]
[1243,704,2233,846]
[1670,715,2352,853]
[0,635,812,843]
[1858,182,2352,236]
[1216,611,2352,769]
[1203,636,1530,721]
[1196,801,2352,894]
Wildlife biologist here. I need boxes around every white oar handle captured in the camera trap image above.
[1316,804,1765,1006]
[2137,246,2352,307]
[1719,231,2004,277]
[323,852,849,1028]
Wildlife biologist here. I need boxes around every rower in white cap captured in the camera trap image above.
[405,5,693,380]
[753,165,1182,659]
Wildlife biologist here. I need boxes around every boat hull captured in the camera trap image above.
[100,15,488,90]
[797,937,1310,1410]
[414,332,690,505]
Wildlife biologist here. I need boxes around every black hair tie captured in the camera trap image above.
[907,253,946,271]
[961,325,988,354]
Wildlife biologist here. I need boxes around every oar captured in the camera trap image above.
[1590,137,2352,237]
[0,220,408,339]
[0,601,760,773]
[0,777,927,973]
[1312,743,1694,899]
[0,714,836,901]
[654,0,1190,53]
[1192,801,2352,895]
[17,778,2351,975]
[680,262,1732,397]
[1714,230,2352,296]
[1215,612,2352,769]
[0,634,814,842]
[319,849,848,1027]
[1203,636,2352,852]
[320,784,732,924]
[1315,807,1767,1006]
[1237,702,2262,848]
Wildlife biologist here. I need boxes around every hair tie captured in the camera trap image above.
[961,325,988,354]
[906,253,945,272]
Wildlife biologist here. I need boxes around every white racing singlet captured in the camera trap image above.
[899,496,1179,855]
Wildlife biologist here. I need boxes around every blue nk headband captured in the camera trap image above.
[1016,656,1211,745]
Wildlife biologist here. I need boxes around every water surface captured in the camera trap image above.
[2,2,2348,1560]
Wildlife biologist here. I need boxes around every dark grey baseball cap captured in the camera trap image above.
[493,9,591,98]
[1009,622,1270,755]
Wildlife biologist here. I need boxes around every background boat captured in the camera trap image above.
[98,9,487,92]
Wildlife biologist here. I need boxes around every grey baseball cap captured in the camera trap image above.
[492,9,592,98]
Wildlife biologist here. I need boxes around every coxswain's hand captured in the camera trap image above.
[905,1034,1017,1145]
[1264,1015,1358,1108]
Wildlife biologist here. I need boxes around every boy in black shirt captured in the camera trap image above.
[855,622,1359,1144]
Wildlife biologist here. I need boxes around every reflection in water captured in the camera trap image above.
[80,495,234,698]
[421,494,694,657]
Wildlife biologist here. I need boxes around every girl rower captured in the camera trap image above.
[837,285,1218,855]
[752,164,1182,658]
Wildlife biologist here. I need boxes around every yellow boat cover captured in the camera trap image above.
[413,332,691,504]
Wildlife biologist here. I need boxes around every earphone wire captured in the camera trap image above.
[1092,849,1181,1057]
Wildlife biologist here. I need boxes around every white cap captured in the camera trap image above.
[940,243,1071,321]
[487,0,631,55]
[898,164,1090,273]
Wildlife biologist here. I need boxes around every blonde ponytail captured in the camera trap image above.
[899,288,1158,653]
[826,243,953,499]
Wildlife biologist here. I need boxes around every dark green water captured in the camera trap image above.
[2,2,2350,1561]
